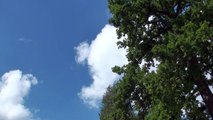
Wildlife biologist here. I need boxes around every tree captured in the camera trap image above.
[100,0,213,119]
[100,65,152,120]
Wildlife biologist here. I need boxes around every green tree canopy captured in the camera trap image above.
[100,0,213,119]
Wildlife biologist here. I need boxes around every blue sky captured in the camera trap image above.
[0,0,115,120]
[0,1,211,120]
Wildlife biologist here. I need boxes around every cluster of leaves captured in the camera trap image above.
[100,0,213,120]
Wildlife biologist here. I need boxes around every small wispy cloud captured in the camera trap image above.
[18,38,32,43]
[0,70,39,120]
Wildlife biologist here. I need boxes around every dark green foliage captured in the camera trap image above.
[100,0,213,120]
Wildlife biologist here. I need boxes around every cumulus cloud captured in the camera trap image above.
[75,25,128,107]
[75,42,90,64]
[0,70,38,120]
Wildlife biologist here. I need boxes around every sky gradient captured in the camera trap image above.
[0,1,187,120]
[0,0,124,120]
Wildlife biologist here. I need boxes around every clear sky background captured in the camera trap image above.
[0,0,128,120]
[1,1,211,120]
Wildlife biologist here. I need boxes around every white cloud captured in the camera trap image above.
[140,59,159,73]
[18,38,32,43]
[0,70,38,120]
[75,42,90,64]
[75,25,128,108]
